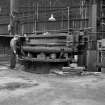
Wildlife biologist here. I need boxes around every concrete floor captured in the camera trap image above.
[0,64,105,105]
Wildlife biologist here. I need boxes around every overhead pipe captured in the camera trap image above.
[10,0,19,15]
[10,0,19,35]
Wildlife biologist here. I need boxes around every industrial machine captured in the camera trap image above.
[19,30,87,73]
[11,0,88,73]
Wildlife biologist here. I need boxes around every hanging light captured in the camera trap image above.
[48,13,56,21]
[48,0,56,21]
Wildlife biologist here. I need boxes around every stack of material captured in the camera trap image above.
[62,65,85,75]
[50,64,85,76]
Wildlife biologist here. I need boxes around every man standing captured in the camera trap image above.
[10,35,19,69]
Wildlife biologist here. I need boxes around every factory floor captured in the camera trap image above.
[0,62,105,105]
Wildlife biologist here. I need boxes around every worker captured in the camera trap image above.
[9,35,19,69]
[15,36,22,58]
[8,24,14,35]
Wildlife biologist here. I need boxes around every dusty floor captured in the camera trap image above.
[0,64,105,105]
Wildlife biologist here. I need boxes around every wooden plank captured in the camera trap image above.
[27,43,66,46]
[29,33,68,38]
[23,46,73,53]
[21,57,71,63]
[29,39,67,44]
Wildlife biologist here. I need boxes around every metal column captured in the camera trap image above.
[87,0,97,71]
